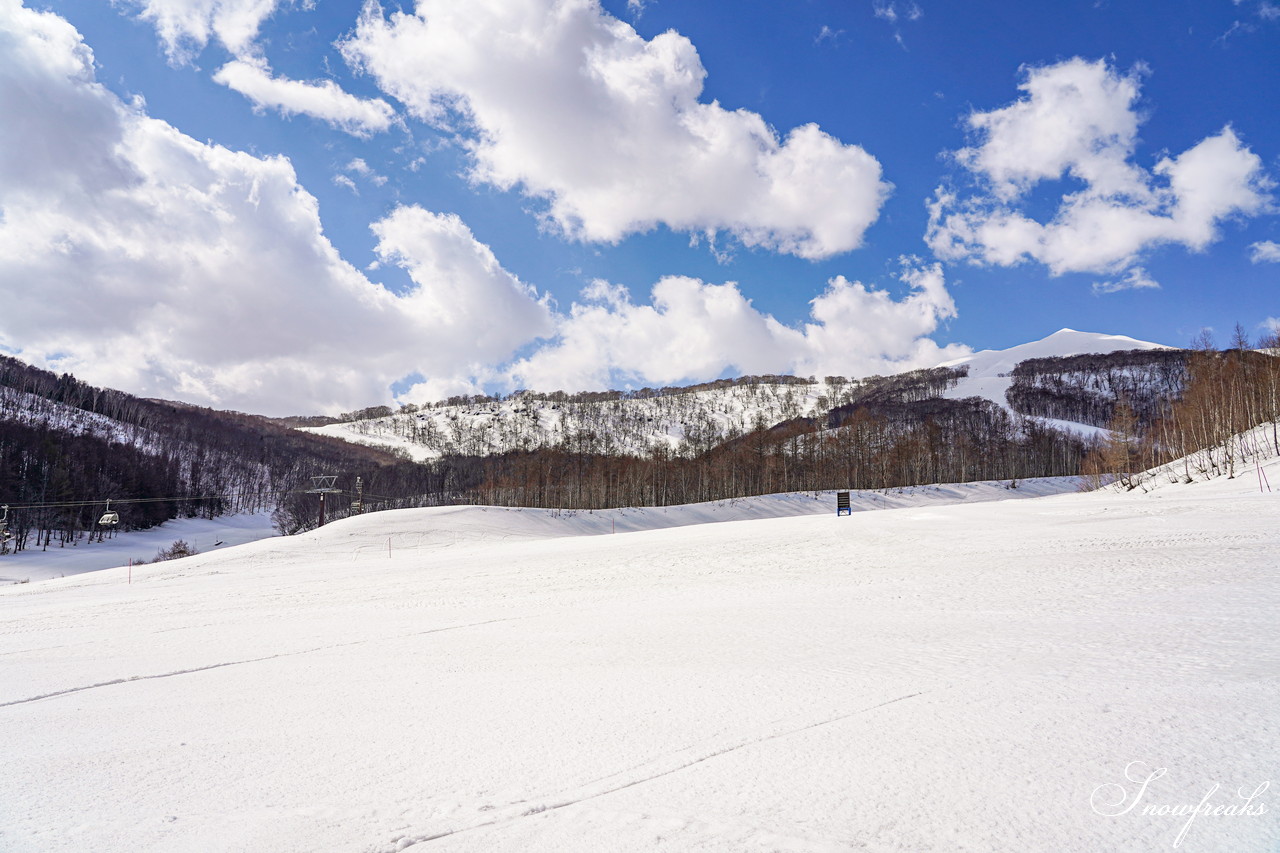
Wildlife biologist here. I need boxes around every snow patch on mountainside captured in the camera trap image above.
[0,386,159,451]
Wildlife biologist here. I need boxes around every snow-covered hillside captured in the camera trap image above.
[3,457,1277,852]
[306,330,1169,458]
[0,385,159,451]
[941,328,1169,413]
[305,380,843,461]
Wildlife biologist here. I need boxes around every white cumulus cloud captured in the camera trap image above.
[1250,240,1280,263]
[122,0,291,63]
[1091,266,1160,295]
[341,0,891,259]
[927,58,1271,278]
[212,57,396,137]
[370,206,555,365]
[345,158,387,185]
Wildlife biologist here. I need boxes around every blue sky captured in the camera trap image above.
[1,0,1277,415]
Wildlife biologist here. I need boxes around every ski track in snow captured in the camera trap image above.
[0,617,526,709]
[385,691,928,851]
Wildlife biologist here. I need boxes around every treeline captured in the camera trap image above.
[266,461,485,535]
[424,373,821,411]
[829,365,968,410]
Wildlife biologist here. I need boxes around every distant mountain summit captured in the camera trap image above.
[942,328,1169,373]
[939,329,1171,412]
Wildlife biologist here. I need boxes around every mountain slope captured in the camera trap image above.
[309,330,1170,460]
[0,354,442,548]
[303,379,839,462]
[1,477,1079,582]
[940,328,1171,412]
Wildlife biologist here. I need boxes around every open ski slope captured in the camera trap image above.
[2,469,1277,851]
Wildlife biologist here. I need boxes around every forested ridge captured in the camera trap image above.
[0,355,447,551]
[1007,348,1190,426]
[314,366,971,460]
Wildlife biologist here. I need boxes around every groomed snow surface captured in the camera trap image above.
[3,471,1278,852]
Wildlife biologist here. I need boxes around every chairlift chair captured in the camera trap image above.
[98,500,120,527]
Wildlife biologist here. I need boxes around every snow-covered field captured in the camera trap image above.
[2,469,1277,852]
[0,512,279,584]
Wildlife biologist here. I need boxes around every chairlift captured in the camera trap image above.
[98,500,120,527]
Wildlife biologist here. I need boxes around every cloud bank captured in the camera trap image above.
[342,0,891,259]
[927,58,1271,279]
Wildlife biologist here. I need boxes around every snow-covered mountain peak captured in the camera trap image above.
[939,329,1171,415]
[940,328,1169,377]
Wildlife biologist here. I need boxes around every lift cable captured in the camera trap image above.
[2,487,442,514]
[0,490,293,512]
